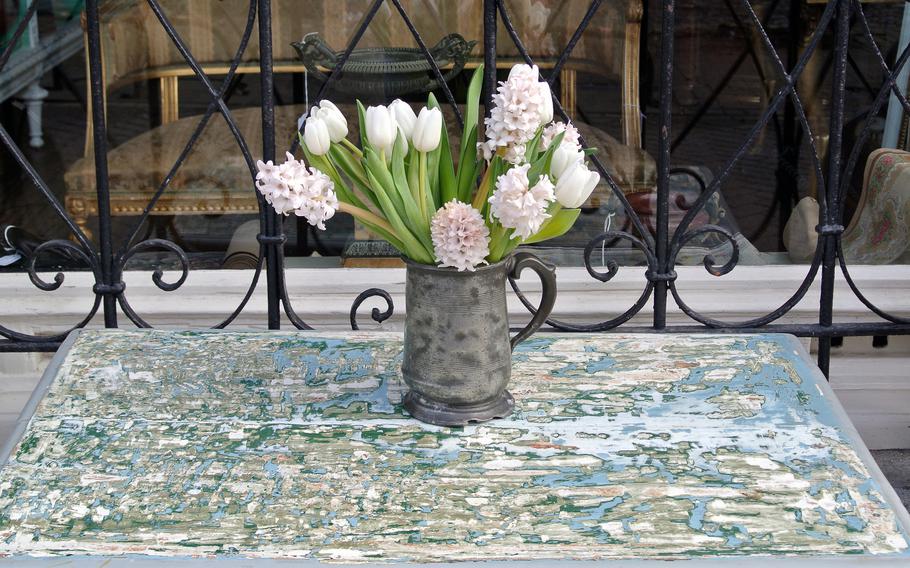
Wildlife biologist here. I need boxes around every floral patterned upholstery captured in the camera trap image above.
[842,148,910,264]
[784,148,910,264]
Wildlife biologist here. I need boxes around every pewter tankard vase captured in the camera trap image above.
[401,252,557,426]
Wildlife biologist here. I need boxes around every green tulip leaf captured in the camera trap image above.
[461,64,484,161]
[328,144,378,210]
[434,106,457,205]
[528,131,565,187]
[391,132,430,242]
[425,93,442,209]
[363,147,406,217]
[355,100,370,151]
[523,207,580,244]
[456,126,478,203]
[365,169,434,263]
[524,125,545,163]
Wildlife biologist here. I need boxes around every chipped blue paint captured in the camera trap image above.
[0,330,907,564]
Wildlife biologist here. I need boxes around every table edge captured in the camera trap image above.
[5,553,910,566]
[0,329,82,469]
[780,334,910,537]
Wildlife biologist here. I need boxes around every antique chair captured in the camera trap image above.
[785,148,910,265]
[64,0,648,240]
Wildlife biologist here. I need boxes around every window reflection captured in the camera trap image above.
[0,0,907,272]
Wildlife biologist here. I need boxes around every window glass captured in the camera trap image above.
[0,0,906,274]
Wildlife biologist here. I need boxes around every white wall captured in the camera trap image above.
[1,265,908,449]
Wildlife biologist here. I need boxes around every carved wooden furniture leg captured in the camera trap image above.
[159,76,179,124]
[560,68,577,121]
[622,0,643,149]
[65,196,92,242]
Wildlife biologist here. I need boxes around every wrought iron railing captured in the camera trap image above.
[0,0,908,379]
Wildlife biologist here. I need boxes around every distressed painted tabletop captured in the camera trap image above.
[1,330,909,566]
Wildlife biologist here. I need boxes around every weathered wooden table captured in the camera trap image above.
[1,330,908,566]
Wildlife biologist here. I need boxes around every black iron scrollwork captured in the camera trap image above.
[350,289,395,331]
[1,239,102,344]
[2,0,910,380]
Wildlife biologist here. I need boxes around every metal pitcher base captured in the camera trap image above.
[402,390,514,427]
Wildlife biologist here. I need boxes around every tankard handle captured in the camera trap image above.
[509,252,557,351]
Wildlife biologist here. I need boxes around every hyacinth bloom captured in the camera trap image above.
[431,200,490,271]
[482,64,553,164]
[488,164,555,240]
[541,121,582,152]
[255,152,338,229]
[259,63,595,271]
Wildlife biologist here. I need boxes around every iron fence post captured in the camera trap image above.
[258,0,282,329]
[653,0,675,330]
[483,0,498,113]
[84,0,117,328]
[818,0,850,378]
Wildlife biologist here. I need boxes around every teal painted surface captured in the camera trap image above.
[0,330,908,562]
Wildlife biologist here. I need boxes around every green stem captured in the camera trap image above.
[530,203,562,238]
[418,151,428,221]
[323,159,368,210]
[471,164,492,210]
[341,138,363,159]
[487,224,509,263]
[338,203,396,237]
[499,232,516,260]
[500,234,522,258]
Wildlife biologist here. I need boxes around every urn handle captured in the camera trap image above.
[509,252,557,351]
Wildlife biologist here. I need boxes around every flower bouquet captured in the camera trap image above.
[256,63,601,425]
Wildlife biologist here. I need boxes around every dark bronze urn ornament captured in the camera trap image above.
[291,32,476,97]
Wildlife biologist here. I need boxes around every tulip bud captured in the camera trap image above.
[313,100,348,142]
[303,116,331,156]
[412,107,443,153]
[538,81,554,125]
[550,144,584,179]
[555,161,600,208]
[388,99,417,139]
[365,105,397,155]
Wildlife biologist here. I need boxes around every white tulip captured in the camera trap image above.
[365,105,397,155]
[388,99,417,139]
[303,116,331,156]
[550,144,584,179]
[555,161,600,208]
[412,107,443,152]
[394,125,409,154]
[538,81,554,124]
[312,100,348,142]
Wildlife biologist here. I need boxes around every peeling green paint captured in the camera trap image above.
[0,330,907,562]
